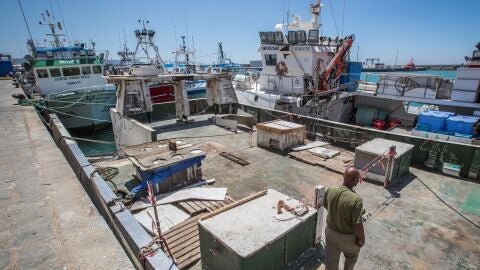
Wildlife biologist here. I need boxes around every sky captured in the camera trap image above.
[0,0,478,65]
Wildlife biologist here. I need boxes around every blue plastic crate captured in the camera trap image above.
[416,124,429,131]
[446,115,479,135]
[417,111,455,131]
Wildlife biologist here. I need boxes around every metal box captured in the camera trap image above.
[198,189,317,270]
[129,151,204,195]
[354,138,414,184]
[256,120,306,151]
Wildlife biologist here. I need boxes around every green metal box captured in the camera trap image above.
[354,138,414,184]
[198,189,317,270]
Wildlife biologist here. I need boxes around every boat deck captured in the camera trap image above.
[107,113,480,269]
[0,81,133,269]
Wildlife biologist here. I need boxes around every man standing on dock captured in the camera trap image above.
[323,166,365,270]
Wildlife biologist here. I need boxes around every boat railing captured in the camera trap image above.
[357,72,453,100]
[235,72,362,97]
[46,84,113,99]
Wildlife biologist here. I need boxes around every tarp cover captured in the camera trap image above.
[132,154,206,194]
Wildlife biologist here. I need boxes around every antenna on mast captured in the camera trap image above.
[38,8,64,47]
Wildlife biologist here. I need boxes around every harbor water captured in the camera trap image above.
[76,92,207,156]
[360,69,457,83]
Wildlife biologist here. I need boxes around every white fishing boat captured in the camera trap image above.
[23,10,116,130]
[233,0,480,144]
[234,0,358,117]
[122,21,207,103]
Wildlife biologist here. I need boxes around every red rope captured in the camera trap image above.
[358,147,397,183]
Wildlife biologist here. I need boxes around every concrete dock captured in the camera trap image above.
[148,114,480,269]
[0,80,133,269]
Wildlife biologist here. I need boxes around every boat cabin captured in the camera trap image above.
[32,47,106,95]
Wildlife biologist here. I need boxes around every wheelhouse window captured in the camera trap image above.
[92,65,102,74]
[264,54,277,66]
[81,66,92,75]
[49,68,61,77]
[62,67,81,76]
[36,69,49,78]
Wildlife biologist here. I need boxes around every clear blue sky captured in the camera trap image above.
[1,0,478,65]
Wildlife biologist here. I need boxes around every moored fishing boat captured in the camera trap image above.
[20,10,116,131]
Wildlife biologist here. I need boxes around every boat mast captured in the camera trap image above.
[217,42,225,64]
[133,19,165,67]
[39,9,64,48]
[310,0,322,32]
[181,36,189,63]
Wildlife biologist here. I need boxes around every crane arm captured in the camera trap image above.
[319,36,354,91]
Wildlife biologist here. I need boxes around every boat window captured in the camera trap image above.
[288,31,297,44]
[36,69,49,78]
[259,32,268,44]
[308,30,319,44]
[81,66,92,75]
[296,31,307,44]
[92,65,102,74]
[267,32,275,44]
[274,32,284,44]
[264,54,277,66]
[62,67,81,76]
[49,68,61,77]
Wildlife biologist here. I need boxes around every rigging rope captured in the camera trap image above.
[23,100,113,123]
[46,91,89,109]
[328,0,339,36]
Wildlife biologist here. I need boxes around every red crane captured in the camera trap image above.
[318,35,355,92]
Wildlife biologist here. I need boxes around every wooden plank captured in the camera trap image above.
[169,233,199,254]
[176,246,200,264]
[177,251,201,270]
[191,200,209,212]
[200,190,267,220]
[212,200,227,208]
[159,196,237,269]
[163,216,200,237]
[172,241,200,262]
[164,218,199,238]
[185,201,203,213]
[201,201,218,212]
[165,224,199,245]
[219,152,249,166]
[175,241,200,261]
[208,200,224,210]
[177,201,196,215]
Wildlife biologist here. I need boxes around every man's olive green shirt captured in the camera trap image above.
[324,185,363,234]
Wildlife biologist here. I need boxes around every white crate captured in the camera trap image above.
[257,120,306,151]
[453,78,479,91]
[456,67,480,80]
[451,89,478,102]
[354,138,414,184]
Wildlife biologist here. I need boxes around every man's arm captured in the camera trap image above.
[321,189,328,210]
[353,223,365,247]
[352,198,365,247]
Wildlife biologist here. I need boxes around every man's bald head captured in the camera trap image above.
[343,166,360,188]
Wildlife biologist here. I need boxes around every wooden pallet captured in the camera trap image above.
[289,146,354,175]
[162,197,235,269]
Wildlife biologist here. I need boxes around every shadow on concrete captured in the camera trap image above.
[287,243,325,270]
[386,172,417,198]
[153,119,212,133]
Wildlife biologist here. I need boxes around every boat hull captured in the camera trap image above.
[149,81,206,104]
[47,86,117,130]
